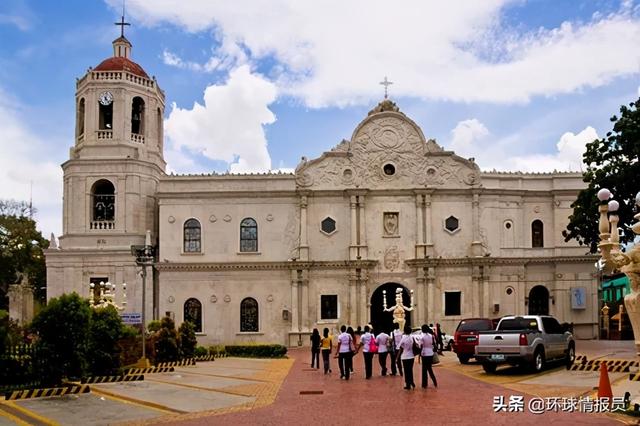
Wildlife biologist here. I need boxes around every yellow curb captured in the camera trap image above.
[91,388,176,415]
[91,387,185,415]
[169,370,269,383]
[0,404,32,426]
[144,377,255,397]
[3,401,60,426]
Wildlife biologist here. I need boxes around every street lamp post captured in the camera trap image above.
[596,189,640,369]
[131,230,155,368]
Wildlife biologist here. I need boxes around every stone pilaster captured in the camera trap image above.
[299,194,309,261]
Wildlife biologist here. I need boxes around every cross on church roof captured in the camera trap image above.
[114,1,130,37]
[379,76,393,99]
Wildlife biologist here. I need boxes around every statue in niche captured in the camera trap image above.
[383,212,399,236]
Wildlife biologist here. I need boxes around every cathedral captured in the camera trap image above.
[45,33,599,347]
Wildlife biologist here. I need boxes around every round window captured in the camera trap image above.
[383,163,396,176]
[505,221,512,229]
[506,287,513,295]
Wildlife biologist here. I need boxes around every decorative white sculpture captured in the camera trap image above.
[382,287,414,331]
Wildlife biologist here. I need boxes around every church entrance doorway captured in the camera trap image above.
[370,283,412,334]
[528,285,549,315]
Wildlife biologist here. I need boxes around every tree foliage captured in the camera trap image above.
[564,98,640,253]
[30,293,91,385]
[154,316,180,363]
[178,320,197,359]
[88,306,127,376]
[0,199,49,308]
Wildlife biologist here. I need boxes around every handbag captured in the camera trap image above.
[369,335,378,353]
[432,351,440,364]
[349,335,356,353]
[412,338,421,356]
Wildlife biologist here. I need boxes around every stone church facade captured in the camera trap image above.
[45,35,599,346]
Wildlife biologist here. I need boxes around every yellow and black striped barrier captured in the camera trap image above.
[81,374,144,384]
[194,355,216,362]
[575,355,588,363]
[124,367,174,375]
[628,372,640,381]
[569,359,638,372]
[5,384,90,400]
[155,359,195,368]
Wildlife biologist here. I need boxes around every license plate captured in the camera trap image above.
[466,337,476,341]
[491,354,505,361]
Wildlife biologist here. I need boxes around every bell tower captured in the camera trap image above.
[46,18,166,320]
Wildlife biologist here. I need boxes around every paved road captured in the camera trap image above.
[164,349,619,426]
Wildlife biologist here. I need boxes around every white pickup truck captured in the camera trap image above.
[475,315,575,373]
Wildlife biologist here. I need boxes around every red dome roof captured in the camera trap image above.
[94,56,149,79]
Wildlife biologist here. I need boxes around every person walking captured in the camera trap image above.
[391,322,403,376]
[435,323,444,355]
[310,328,321,369]
[376,329,390,376]
[335,325,354,380]
[358,325,374,379]
[320,328,333,374]
[347,326,356,374]
[396,325,417,390]
[420,324,438,388]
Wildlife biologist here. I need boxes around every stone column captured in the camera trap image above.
[290,270,299,332]
[348,271,357,326]
[358,195,368,259]
[299,194,309,261]
[300,269,309,331]
[427,267,436,324]
[470,192,483,256]
[482,266,490,318]
[416,267,426,325]
[350,195,358,260]
[414,192,426,258]
[471,265,480,317]
[425,193,434,257]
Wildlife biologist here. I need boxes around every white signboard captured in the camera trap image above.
[120,312,142,324]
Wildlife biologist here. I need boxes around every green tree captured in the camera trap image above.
[88,305,127,376]
[563,98,640,253]
[154,316,180,363]
[178,321,197,359]
[0,200,49,308]
[30,293,91,385]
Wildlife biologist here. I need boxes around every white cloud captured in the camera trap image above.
[0,88,62,236]
[164,65,277,173]
[450,119,489,158]
[110,0,640,106]
[448,118,598,172]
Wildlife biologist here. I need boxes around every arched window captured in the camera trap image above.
[183,219,201,253]
[77,98,85,137]
[240,218,258,252]
[91,180,115,222]
[131,97,145,135]
[240,297,259,332]
[184,298,202,333]
[531,220,544,248]
[99,100,113,130]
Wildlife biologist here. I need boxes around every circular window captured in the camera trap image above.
[506,287,513,295]
[383,163,396,176]
[505,222,512,229]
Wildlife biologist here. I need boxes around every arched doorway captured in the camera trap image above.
[528,285,549,315]
[370,283,412,334]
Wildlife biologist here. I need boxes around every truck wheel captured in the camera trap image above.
[458,355,470,364]
[531,349,545,373]
[565,343,575,368]
[483,363,497,373]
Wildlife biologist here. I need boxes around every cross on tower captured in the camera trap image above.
[379,76,393,99]
[115,14,130,37]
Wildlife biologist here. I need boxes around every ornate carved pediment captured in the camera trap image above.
[295,101,481,190]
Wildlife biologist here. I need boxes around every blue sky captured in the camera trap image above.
[0,0,639,237]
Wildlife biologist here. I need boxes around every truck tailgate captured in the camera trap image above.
[476,333,521,354]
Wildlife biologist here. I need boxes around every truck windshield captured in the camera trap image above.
[498,318,539,331]
[457,320,493,332]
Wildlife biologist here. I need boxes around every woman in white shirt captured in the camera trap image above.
[335,325,354,380]
[395,325,417,390]
[376,330,390,376]
[420,324,438,388]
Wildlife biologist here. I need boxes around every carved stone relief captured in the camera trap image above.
[384,245,400,271]
[383,212,399,236]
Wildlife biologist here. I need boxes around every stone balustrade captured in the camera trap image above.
[130,133,145,144]
[88,70,155,88]
[90,220,115,230]
[97,130,113,140]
